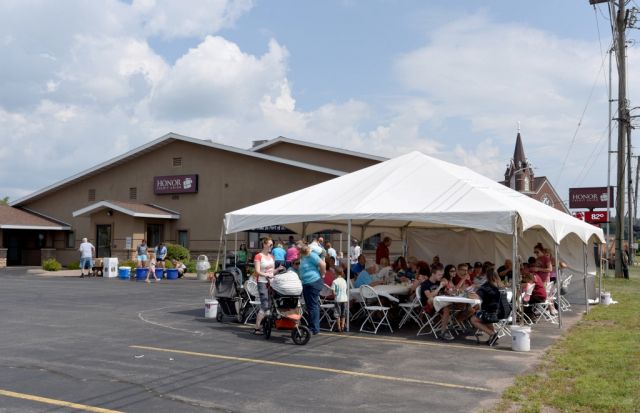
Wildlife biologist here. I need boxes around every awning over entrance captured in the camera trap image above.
[0,204,71,230]
[72,200,180,219]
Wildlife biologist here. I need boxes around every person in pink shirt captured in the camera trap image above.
[285,242,299,269]
[530,243,552,285]
[323,256,336,287]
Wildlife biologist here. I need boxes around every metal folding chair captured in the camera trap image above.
[243,279,262,325]
[398,288,422,329]
[319,283,337,331]
[359,285,393,334]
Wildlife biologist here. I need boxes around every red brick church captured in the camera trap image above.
[501,132,569,214]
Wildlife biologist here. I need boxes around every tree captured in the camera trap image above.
[0,196,9,205]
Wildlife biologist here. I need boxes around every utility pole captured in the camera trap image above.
[628,123,635,264]
[634,156,640,228]
[614,0,628,278]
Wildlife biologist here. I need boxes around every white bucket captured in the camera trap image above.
[204,299,218,318]
[511,326,531,352]
[601,292,612,306]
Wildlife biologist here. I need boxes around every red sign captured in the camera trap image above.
[569,186,614,209]
[154,174,198,194]
[572,211,608,224]
[586,211,608,224]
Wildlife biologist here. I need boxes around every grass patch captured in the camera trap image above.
[495,269,640,413]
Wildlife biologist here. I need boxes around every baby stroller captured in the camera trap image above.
[262,270,311,345]
[214,267,248,322]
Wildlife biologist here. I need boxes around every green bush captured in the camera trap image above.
[66,262,80,270]
[166,243,190,261]
[185,259,196,273]
[120,259,137,269]
[42,258,62,271]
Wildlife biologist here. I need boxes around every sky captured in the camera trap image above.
[1,0,639,207]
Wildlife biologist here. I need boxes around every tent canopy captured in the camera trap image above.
[225,151,604,245]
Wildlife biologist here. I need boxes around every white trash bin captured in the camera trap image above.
[601,292,612,306]
[511,325,531,352]
[196,255,211,281]
[103,257,119,278]
[204,299,218,318]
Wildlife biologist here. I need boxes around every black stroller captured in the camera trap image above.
[214,267,249,322]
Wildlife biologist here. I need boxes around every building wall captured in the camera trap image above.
[255,142,380,172]
[22,141,336,264]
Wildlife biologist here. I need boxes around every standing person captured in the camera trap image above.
[531,243,552,285]
[299,243,326,335]
[331,268,348,332]
[155,242,168,272]
[285,241,299,269]
[78,237,95,278]
[375,236,391,265]
[253,237,277,335]
[136,240,148,268]
[325,242,338,265]
[350,239,361,265]
[272,242,286,269]
[144,259,161,283]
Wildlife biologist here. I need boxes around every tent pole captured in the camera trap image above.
[222,224,227,270]
[555,242,562,329]
[346,220,352,332]
[234,232,237,267]
[339,232,343,261]
[583,243,589,314]
[512,215,518,327]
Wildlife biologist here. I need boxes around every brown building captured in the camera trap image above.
[501,132,569,213]
[2,133,384,267]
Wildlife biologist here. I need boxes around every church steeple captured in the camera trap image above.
[504,125,534,193]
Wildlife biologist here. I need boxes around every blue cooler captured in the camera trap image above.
[135,268,149,280]
[155,268,164,279]
[118,267,131,280]
[166,269,179,280]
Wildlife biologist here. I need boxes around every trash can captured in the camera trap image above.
[511,326,531,352]
[103,258,119,278]
[196,255,211,281]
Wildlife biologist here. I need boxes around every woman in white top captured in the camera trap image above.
[253,237,277,335]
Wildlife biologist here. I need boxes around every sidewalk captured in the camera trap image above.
[0,266,201,280]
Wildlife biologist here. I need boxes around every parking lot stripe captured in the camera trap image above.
[0,389,123,413]
[130,345,492,393]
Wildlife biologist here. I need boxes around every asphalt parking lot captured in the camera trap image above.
[0,269,585,413]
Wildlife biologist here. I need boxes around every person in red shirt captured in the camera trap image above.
[375,236,391,264]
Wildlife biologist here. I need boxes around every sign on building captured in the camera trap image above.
[568,186,614,209]
[154,175,198,194]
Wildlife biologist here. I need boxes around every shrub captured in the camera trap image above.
[166,243,190,262]
[43,258,62,271]
[185,259,196,273]
[66,262,80,270]
[120,259,137,269]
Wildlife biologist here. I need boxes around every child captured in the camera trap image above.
[331,268,348,332]
[145,259,161,283]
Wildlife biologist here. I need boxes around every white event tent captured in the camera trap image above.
[224,151,605,327]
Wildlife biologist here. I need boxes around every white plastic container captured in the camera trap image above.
[511,325,531,352]
[196,255,211,281]
[204,299,218,318]
[601,292,612,306]
[102,257,119,278]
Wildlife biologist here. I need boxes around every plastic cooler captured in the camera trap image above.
[155,268,164,279]
[103,257,119,278]
[135,268,149,280]
[118,267,131,279]
[166,269,179,280]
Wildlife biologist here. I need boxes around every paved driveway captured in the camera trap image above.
[0,271,583,412]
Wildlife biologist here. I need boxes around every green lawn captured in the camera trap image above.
[494,269,640,413]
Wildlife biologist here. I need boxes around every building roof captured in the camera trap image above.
[72,201,180,219]
[250,136,387,162]
[10,133,347,207]
[0,204,71,230]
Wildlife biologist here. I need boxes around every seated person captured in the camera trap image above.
[351,254,366,275]
[470,271,503,346]
[171,259,187,278]
[405,256,419,279]
[419,263,454,341]
[393,256,411,281]
[521,264,547,317]
[354,265,385,288]
[373,258,394,284]
[323,256,336,286]
[497,259,513,283]
[452,263,472,291]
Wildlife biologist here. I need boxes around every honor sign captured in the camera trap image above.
[154,175,198,194]
[569,186,614,209]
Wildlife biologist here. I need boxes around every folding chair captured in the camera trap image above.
[398,289,422,329]
[359,285,393,334]
[416,287,442,339]
[533,282,558,324]
[559,274,573,312]
[319,283,337,331]
[243,280,262,325]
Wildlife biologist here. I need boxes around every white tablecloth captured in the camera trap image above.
[350,284,411,303]
[433,295,481,312]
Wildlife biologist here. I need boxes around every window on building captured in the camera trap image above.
[177,230,189,248]
[524,176,530,192]
[88,189,96,202]
[66,232,75,248]
[172,157,182,167]
[129,187,137,200]
[363,233,381,250]
[248,232,261,249]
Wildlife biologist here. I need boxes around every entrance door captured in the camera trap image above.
[96,225,112,258]
[146,224,164,250]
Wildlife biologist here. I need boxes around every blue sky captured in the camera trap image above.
[1,0,638,207]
